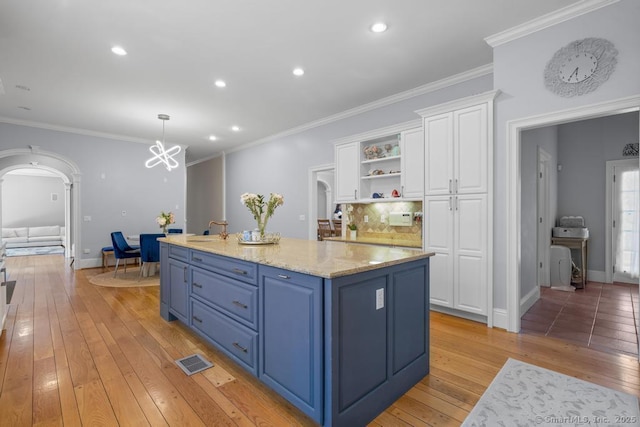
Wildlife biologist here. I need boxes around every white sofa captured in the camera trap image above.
[2,225,65,248]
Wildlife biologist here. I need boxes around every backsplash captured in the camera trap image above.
[345,201,422,237]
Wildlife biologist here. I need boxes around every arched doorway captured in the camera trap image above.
[0,148,81,268]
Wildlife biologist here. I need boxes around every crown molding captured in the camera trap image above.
[0,116,188,150]
[485,0,620,47]
[224,63,493,155]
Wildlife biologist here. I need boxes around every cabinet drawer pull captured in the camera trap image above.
[448,197,452,211]
[277,274,290,280]
[192,256,203,262]
[183,266,188,282]
[448,179,452,193]
[193,282,202,288]
[232,300,248,309]
[233,268,248,275]
[232,342,248,353]
[192,315,203,323]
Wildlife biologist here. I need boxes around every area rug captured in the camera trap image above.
[88,269,159,288]
[462,358,639,427]
[6,246,65,257]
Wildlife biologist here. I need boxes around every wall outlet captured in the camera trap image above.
[380,214,386,223]
[83,248,90,254]
[83,215,91,221]
[376,288,384,310]
[364,215,368,223]
[121,210,126,216]
[299,214,305,221]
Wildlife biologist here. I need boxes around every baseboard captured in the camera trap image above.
[429,304,487,325]
[492,308,509,330]
[520,286,540,316]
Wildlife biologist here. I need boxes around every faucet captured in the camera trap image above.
[208,220,229,240]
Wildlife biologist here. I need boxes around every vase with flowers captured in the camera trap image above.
[346,205,357,239]
[156,211,175,235]
[241,192,284,240]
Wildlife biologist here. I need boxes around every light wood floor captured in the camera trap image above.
[0,254,638,426]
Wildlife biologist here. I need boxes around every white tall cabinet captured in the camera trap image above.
[417,91,497,323]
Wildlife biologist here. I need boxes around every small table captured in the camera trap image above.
[551,236,588,289]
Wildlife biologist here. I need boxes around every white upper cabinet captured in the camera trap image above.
[424,103,488,196]
[400,127,424,198]
[454,104,488,195]
[335,142,359,202]
[333,120,423,203]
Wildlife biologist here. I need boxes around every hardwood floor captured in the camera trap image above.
[0,254,638,426]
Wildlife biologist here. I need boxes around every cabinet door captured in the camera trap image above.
[259,266,323,424]
[335,142,359,202]
[454,104,488,194]
[168,258,189,323]
[400,128,424,198]
[424,113,453,196]
[454,194,487,314]
[423,196,454,308]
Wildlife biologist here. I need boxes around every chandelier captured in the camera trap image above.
[145,114,181,171]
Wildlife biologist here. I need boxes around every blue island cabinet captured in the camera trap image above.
[160,242,430,426]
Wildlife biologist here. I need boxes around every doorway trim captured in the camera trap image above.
[308,163,335,241]
[0,148,81,268]
[506,94,640,334]
[537,147,552,288]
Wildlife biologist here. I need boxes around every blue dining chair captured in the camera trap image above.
[139,233,164,280]
[110,231,141,277]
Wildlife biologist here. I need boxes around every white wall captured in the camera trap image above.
[0,123,186,267]
[2,173,65,227]
[225,74,493,237]
[187,155,224,235]
[556,112,639,272]
[493,0,640,311]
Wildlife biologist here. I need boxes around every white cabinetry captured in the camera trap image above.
[400,127,424,198]
[335,142,359,202]
[333,121,423,203]
[418,91,497,320]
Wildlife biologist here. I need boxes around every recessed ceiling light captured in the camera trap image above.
[231,126,240,132]
[111,46,127,56]
[293,67,305,76]
[209,135,217,141]
[214,80,226,88]
[370,22,387,33]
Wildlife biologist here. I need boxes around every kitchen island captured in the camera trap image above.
[159,234,432,426]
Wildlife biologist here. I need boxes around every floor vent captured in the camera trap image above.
[175,354,213,376]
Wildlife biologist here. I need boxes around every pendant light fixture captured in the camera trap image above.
[145,113,181,171]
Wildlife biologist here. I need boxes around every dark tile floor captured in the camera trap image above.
[521,281,639,356]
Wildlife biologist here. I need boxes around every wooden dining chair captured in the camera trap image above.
[317,219,333,241]
[332,219,342,237]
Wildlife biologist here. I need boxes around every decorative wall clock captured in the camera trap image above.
[544,37,617,98]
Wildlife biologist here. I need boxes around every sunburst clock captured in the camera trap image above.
[544,37,618,98]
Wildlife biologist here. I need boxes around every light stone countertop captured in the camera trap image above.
[323,235,422,249]
[160,234,433,279]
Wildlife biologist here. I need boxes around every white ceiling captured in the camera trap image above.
[0,0,579,164]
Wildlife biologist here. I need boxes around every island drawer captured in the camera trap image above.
[190,250,257,285]
[191,299,258,374]
[191,266,258,330]
[168,245,190,262]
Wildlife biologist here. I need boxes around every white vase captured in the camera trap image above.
[349,230,357,240]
